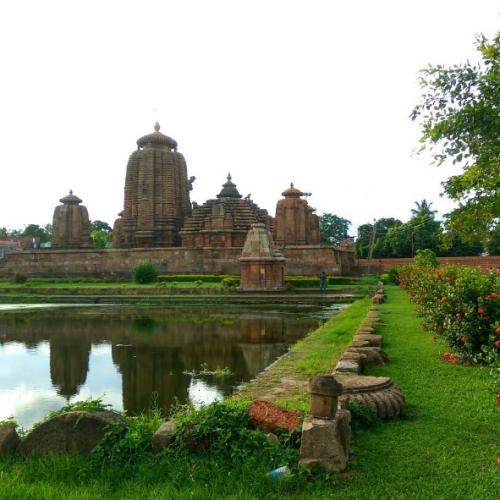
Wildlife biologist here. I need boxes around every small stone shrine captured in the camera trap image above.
[274,183,320,246]
[112,122,194,248]
[239,223,285,290]
[52,191,92,249]
[180,174,272,248]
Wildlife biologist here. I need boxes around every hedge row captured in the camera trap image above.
[157,275,238,283]
[395,255,499,365]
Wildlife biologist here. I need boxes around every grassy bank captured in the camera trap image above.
[237,298,371,410]
[1,287,497,499]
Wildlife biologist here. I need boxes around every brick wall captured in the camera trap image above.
[0,245,352,277]
[358,256,500,273]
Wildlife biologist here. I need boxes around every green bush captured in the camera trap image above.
[379,273,391,284]
[285,277,320,288]
[414,249,438,268]
[221,277,239,288]
[14,274,27,284]
[327,276,354,285]
[132,261,158,284]
[399,261,499,365]
[157,274,238,284]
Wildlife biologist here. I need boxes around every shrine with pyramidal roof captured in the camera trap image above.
[0,122,356,277]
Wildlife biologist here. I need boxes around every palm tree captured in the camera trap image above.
[411,199,437,218]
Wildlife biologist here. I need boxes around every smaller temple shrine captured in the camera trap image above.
[239,223,285,290]
[180,174,272,248]
[274,183,320,246]
[51,191,92,249]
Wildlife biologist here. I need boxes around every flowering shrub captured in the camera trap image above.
[397,260,499,366]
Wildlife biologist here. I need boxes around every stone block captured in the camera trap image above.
[152,420,177,452]
[309,375,343,419]
[0,424,20,456]
[354,334,383,347]
[18,411,123,456]
[299,410,351,472]
[335,359,361,374]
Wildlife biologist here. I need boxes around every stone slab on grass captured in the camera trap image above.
[18,411,123,456]
[0,424,20,456]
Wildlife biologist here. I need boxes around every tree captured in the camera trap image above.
[90,220,112,249]
[355,218,402,258]
[410,199,436,218]
[411,33,500,242]
[319,214,351,246]
[22,224,52,243]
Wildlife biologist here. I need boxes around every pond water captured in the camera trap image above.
[0,303,344,429]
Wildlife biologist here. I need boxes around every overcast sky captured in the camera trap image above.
[0,1,498,235]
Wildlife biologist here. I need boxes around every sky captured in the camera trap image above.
[0,0,498,235]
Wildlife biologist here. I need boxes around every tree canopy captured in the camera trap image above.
[318,213,351,246]
[411,33,499,242]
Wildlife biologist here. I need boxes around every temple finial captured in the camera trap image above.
[154,121,160,132]
[290,182,294,188]
[70,189,73,195]
[227,173,232,181]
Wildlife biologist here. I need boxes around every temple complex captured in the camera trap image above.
[0,122,358,277]
[51,191,92,249]
[180,174,272,248]
[112,122,194,248]
[274,183,320,246]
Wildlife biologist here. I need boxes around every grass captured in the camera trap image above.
[237,298,371,410]
[1,286,497,499]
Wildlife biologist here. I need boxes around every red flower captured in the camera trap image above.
[497,455,500,466]
[488,292,498,300]
[477,307,485,315]
[455,313,461,318]
[460,336,469,343]
[494,340,500,349]
[496,327,500,334]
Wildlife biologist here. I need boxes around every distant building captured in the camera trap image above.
[0,239,21,259]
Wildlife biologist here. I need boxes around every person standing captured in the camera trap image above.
[320,271,327,293]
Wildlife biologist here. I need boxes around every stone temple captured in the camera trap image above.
[274,183,320,246]
[180,174,272,248]
[52,191,92,249]
[0,123,356,277]
[112,122,194,248]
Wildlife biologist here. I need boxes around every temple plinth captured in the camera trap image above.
[274,183,320,246]
[112,122,193,248]
[180,174,272,248]
[52,191,93,249]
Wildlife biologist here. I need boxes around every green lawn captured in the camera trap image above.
[0,286,497,499]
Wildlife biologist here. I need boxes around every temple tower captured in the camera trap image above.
[274,183,320,246]
[180,174,272,248]
[52,191,93,249]
[113,122,193,248]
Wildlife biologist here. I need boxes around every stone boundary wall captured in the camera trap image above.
[358,256,500,273]
[0,246,352,277]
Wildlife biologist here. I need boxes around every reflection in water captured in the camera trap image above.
[0,305,332,428]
